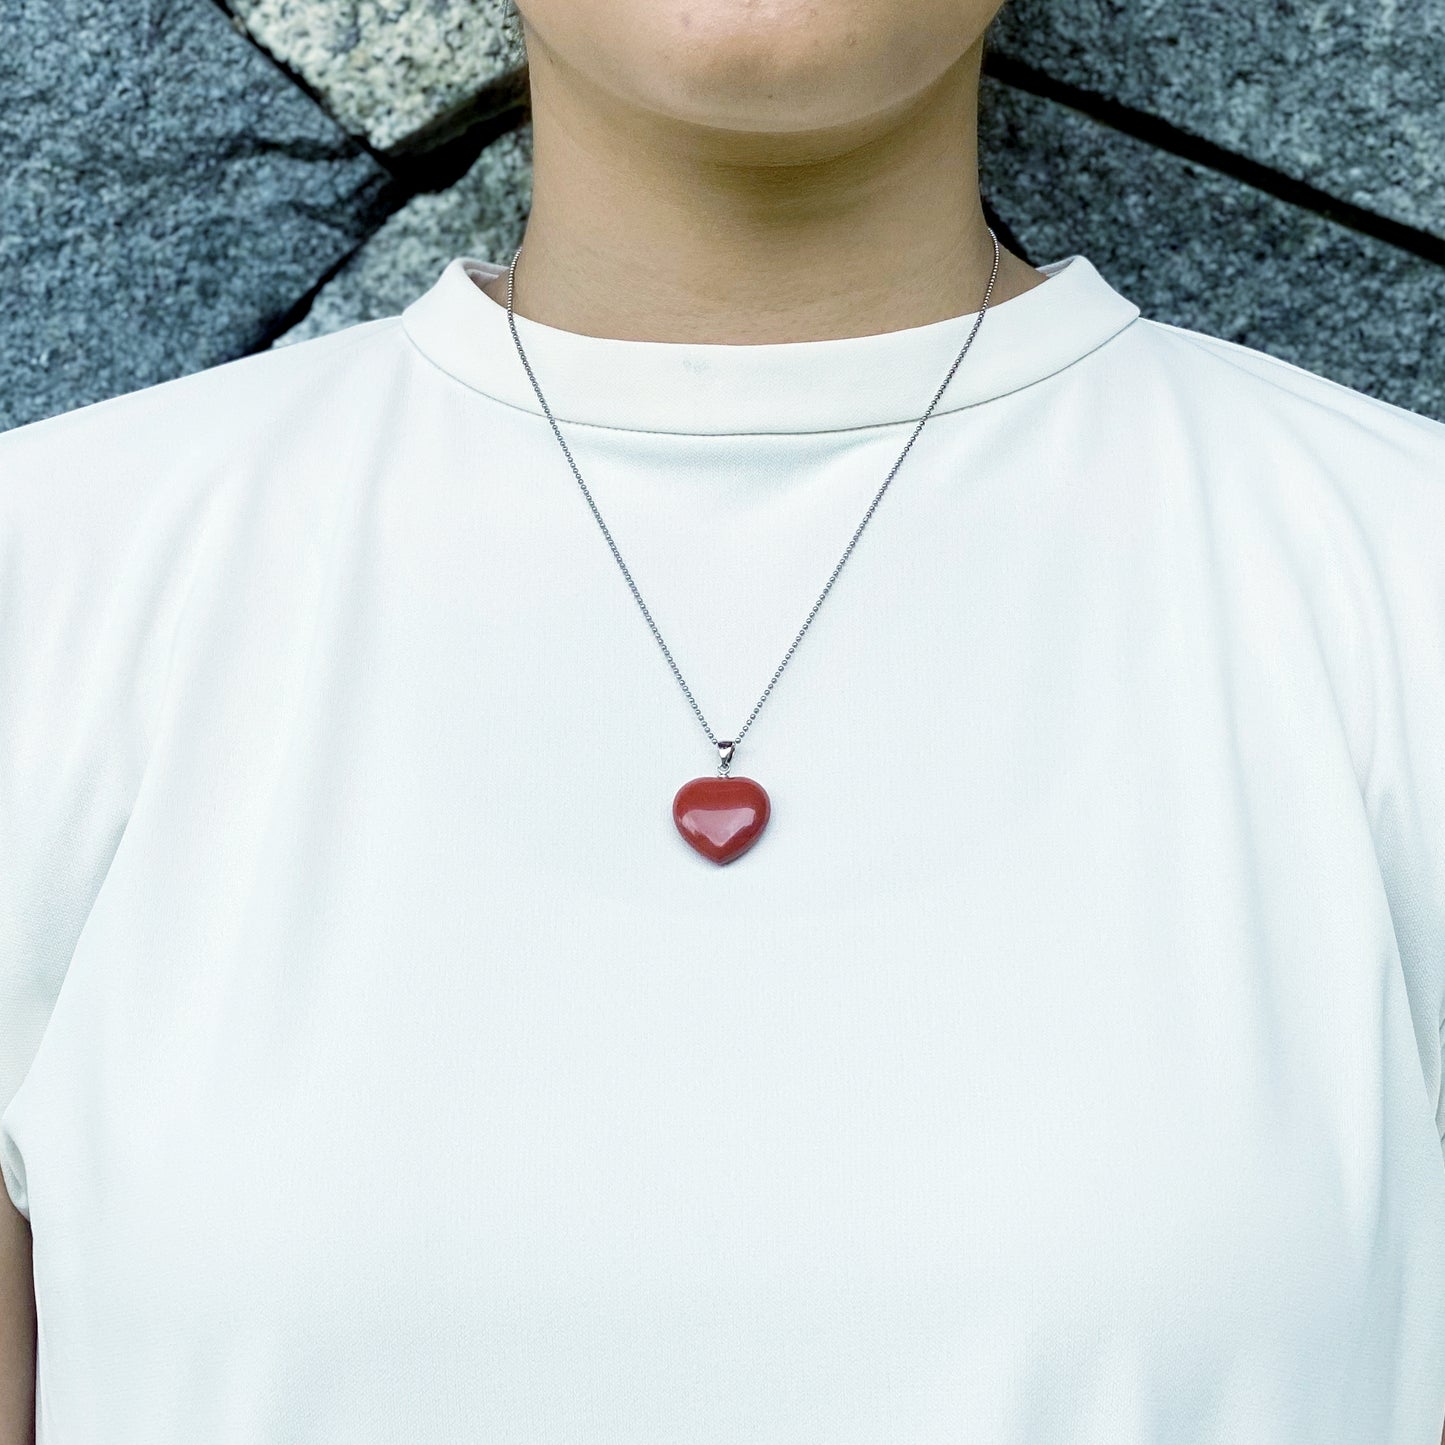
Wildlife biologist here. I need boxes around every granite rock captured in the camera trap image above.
[280,81,1445,422]
[225,0,523,154]
[985,0,1445,239]
[275,121,532,345]
[0,0,396,434]
[978,76,1445,422]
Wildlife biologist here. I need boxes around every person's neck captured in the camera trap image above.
[480,34,1046,344]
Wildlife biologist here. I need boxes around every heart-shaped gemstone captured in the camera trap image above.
[672,776,771,865]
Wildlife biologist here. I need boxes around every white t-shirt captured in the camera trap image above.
[3,251,1444,1443]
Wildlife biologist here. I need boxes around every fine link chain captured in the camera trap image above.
[502,228,1002,776]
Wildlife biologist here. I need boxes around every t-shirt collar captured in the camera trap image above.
[401,252,1141,436]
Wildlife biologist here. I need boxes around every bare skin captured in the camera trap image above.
[0,1191,35,1443]
[1,6,1045,1438]
[480,0,1045,339]
[488,8,1445,1440]
[17,5,1434,1442]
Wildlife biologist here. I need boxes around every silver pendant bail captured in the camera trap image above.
[716,739,735,776]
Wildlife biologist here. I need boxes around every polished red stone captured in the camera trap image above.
[672,775,771,865]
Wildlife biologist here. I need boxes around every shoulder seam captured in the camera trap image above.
[1137,316,1443,432]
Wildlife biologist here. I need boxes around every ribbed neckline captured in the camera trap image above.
[400,252,1141,437]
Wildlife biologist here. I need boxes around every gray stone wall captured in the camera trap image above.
[3,0,1442,433]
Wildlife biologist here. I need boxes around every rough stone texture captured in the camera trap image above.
[275,121,532,345]
[978,76,1445,422]
[225,0,522,153]
[0,0,396,434]
[280,82,1445,423]
[8,1,1440,433]
[985,0,1445,238]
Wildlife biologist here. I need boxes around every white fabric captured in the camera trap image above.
[3,251,1445,1442]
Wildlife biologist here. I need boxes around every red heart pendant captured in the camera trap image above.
[672,775,771,865]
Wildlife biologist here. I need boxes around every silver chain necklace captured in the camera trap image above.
[501,227,1002,865]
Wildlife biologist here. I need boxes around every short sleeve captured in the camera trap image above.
[1347,404,1445,1161]
[0,396,208,1218]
